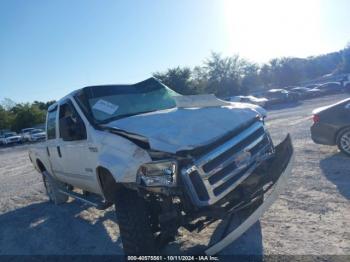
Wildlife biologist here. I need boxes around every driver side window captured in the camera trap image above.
[59,100,87,141]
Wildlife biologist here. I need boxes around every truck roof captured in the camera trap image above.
[47,77,160,112]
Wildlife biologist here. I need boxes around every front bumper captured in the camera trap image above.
[204,134,294,255]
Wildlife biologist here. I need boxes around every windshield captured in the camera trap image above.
[4,133,16,138]
[75,78,179,124]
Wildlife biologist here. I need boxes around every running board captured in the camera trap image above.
[58,189,112,210]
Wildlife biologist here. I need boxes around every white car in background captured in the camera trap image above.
[29,129,46,142]
[3,132,22,145]
[20,128,36,142]
[0,135,5,145]
[228,95,268,107]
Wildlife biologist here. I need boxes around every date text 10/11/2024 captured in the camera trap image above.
[127,256,220,261]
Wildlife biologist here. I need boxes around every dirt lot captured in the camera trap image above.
[0,94,349,256]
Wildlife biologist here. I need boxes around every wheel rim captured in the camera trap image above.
[340,131,350,154]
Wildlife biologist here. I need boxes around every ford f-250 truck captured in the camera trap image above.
[29,77,294,255]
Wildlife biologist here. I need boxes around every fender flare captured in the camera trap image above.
[96,166,124,202]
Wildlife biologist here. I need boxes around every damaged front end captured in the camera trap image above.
[132,119,293,254]
[177,128,294,254]
[203,134,293,254]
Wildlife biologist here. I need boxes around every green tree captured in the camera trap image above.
[11,104,46,132]
[33,100,56,110]
[201,52,245,97]
[241,61,261,93]
[0,105,14,130]
[153,67,195,95]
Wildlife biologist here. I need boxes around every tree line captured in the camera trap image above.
[0,99,55,133]
[154,44,350,97]
[1,44,349,132]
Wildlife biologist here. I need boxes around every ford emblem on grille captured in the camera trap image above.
[234,150,252,168]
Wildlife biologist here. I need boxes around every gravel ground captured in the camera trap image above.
[0,94,349,257]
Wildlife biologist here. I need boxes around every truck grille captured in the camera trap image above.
[181,120,274,207]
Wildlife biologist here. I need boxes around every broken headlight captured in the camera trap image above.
[137,160,177,187]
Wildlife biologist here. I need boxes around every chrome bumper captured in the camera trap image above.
[205,134,294,255]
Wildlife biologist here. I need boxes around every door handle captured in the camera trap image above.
[46,147,50,157]
[57,146,62,158]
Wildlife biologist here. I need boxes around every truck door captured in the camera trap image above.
[56,99,97,192]
[46,106,64,179]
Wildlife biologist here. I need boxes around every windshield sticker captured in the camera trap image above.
[92,100,119,115]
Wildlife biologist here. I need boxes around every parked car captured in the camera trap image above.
[226,96,241,102]
[227,95,268,107]
[29,129,46,142]
[307,87,323,97]
[264,89,298,105]
[311,98,350,156]
[3,132,22,145]
[29,77,294,255]
[291,87,317,99]
[316,82,343,94]
[286,90,301,101]
[340,74,350,89]
[264,89,288,105]
[305,83,320,89]
[20,128,36,142]
[0,135,5,145]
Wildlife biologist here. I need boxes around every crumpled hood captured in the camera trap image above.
[105,95,263,154]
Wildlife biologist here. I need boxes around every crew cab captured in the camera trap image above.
[29,78,294,255]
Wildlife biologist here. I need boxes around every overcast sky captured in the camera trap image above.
[0,0,349,102]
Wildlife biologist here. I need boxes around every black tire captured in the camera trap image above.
[42,171,69,204]
[114,187,158,255]
[336,127,350,157]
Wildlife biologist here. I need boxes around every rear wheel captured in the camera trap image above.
[42,171,69,204]
[336,128,350,157]
[114,187,158,255]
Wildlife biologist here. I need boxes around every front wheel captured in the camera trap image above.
[114,187,158,255]
[42,171,69,204]
[337,128,350,157]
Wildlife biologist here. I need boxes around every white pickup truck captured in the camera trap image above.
[29,77,294,255]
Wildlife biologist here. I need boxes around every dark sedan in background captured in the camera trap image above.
[311,98,350,156]
[264,89,299,105]
[291,86,322,98]
[316,82,343,94]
